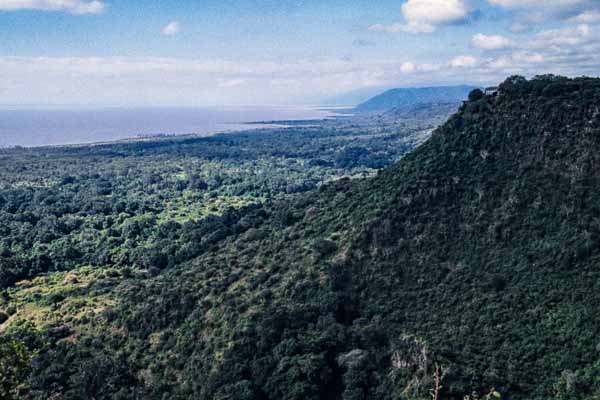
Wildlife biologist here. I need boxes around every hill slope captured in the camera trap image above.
[355,85,477,113]
[4,75,600,400]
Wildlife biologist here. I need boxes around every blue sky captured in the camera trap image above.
[0,0,599,106]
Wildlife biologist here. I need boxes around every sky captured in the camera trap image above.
[0,0,599,106]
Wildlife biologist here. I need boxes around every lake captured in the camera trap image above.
[0,106,336,148]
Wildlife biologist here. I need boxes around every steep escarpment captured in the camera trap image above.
[5,75,600,400]
[341,75,600,397]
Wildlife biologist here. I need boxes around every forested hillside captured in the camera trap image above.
[2,75,600,400]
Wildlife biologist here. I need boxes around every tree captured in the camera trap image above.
[0,340,31,400]
[469,89,484,102]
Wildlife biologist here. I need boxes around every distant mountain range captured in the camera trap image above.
[354,84,478,113]
[322,86,392,107]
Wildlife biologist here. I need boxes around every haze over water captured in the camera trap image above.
[0,106,335,148]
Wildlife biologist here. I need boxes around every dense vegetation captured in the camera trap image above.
[2,76,600,400]
[0,111,438,291]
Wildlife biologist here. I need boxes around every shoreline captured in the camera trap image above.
[0,107,347,150]
[0,117,348,153]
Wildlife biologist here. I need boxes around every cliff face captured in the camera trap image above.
[339,75,600,398]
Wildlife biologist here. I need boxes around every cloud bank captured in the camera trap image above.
[0,0,105,14]
[2,22,598,108]
[371,0,600,34]
[472,33,513,50]
[488,0,600,29]
[1,1,599,106]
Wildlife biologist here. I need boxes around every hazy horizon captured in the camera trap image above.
[1,0,599,107]
[0,106,339,148]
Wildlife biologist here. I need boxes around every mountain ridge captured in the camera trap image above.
[355,85,478,113]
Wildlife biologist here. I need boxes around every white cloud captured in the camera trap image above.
[488,0,588,9]
[487,52,544,69]
[369,22,425,34]
[0,0,104,14]
[512,52,545,63]
[400,62,416,73]
[162,21,180,36]
[1,25,599,108]
[488,0,595,11]
[449,55,477,67]
[478,24,595,71]
[402,0,472,32]
[0,56,420,106]
[472,33,513,50]
[489,0,598,29]
[508,22,529,33]
[533,24,592,47]
[369,0,472,34]
[569,10,600,24]
[469,22,600,78]
[218,79,245,88]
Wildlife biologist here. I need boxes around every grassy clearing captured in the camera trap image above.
[1,266,120,338]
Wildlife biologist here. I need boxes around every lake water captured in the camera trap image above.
[0,106,335,148]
